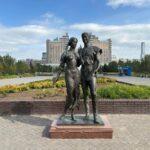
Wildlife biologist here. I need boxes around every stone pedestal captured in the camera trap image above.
[49,115,113,139]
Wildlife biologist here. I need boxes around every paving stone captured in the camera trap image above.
[0,114,150,150]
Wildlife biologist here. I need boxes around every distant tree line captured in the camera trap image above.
[0,54,150,76]
[102,55,150,75]
[0,55,30,75]
[0,55,59,75]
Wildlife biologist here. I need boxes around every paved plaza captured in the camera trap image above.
[0,76,52,87]
[106,75,150,86]
[0,114,150,150]
[0,75,149,87]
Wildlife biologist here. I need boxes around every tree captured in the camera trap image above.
[131,60,141,73]
[102,64,109,72]
[118,60,124,66]
[141,55,150,74]
[2,55,16,74]
[107,61,118,72]
[16,61,30,74]
[35,63,53,72]
[0,56,4,74]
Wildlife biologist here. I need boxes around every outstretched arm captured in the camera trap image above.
[52,53,66,84]
[52,68,62,84]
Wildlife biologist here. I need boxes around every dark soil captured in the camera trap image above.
[0,89,65,101]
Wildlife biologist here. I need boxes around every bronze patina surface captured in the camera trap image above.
[53,33,103,124]
[57,115,104,126]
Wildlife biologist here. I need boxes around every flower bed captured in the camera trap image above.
[0,77,150,99]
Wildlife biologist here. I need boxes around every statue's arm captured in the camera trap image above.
[53,53,66,84]
[76,51,82,67]
[93,47,103,73]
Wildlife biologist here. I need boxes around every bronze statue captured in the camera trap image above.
[53,37,80,121]
[78,32,102,123]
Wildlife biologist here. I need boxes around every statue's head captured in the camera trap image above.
[82,32,90,45]
[68,37,78,49]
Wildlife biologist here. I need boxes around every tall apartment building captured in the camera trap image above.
[43,33,112,65]
[46,33,69,64]
[42,52,47,64]
[89,34,112,64]
[140,42,145,60]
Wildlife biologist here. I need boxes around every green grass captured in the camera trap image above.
[0,73,34,79]
[97,83,150,99]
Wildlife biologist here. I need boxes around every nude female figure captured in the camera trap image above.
[53,37,80,121]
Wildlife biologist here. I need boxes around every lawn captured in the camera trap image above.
[0,73,34,79]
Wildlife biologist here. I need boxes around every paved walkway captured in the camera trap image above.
[0,76,52,87]
[1,75,149,87]
[105,75,150,86]
[0,114,150,150]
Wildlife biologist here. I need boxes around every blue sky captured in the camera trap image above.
[0,0,150,60]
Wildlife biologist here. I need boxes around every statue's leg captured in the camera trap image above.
[64,96,69,114]
[71,109,75,121]
[71,73,80,110]
[76,83,80,110]
[60,96,69,119]
[89,77,98,123]
[63,75,74,117]
[66,76,74,109]
[76,72,80,109]
[81,79,89,119]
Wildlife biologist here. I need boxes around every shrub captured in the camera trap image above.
[55,80,66,88]
[28,80,53,89]
[97,77,116,84]
[16,84,29,92]
[97,84,150,99]
[0,85,17,93]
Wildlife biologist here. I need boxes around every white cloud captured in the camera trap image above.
[0,12,150,60]
[70,23,150,59]
[0,13,65,59]
[107,0,150,8]
[30,12,65,27]
[0,25,65,60]
[0,25,63,51]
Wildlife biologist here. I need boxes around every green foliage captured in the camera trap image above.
[36,63,53,72]
[0,74,18,79]
[141,55,150,74]
[0,54,63,76]
[55,80,66,88]
[102,54,150,74]
[97,77,116,84]
[0,73,33,79]
[16,61,30,74]
[102,61,118,72]
[0,55,32,76]
[97,84,150,99]
[0,55,16,74]
[28,80,53,89]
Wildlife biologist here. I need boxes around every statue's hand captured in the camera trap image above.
[52,77,57,85]
[100,49,102,55]
[94,71,98,77]
[92,68,98,77]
